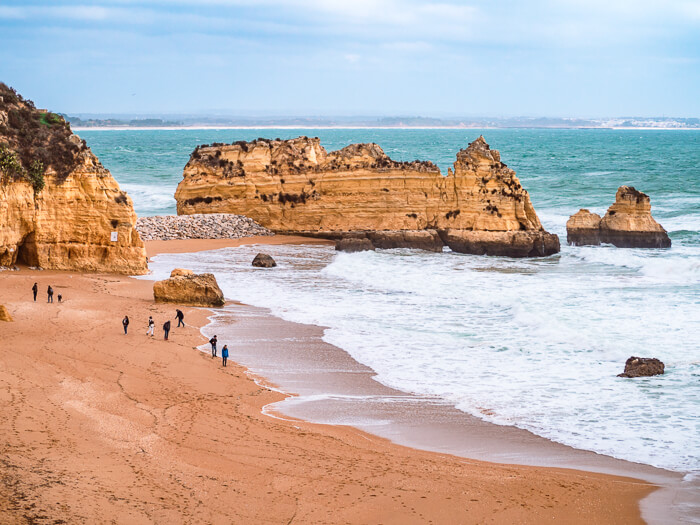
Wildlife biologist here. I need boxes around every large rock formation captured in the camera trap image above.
[567,187,671,248]
[175,136,559,257]
[617,357,665,378]
[0,83,147,274]
[153,269,225,307]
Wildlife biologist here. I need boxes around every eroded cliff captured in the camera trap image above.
[567,186,671,248]
[175,136,559,257]
[0,83,147,273]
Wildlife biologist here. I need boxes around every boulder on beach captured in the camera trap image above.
[567,186,671,248]
[617,356,665,378]
[252,253,277,267]
[153,271,225,307]
[335,237,375,253]
[0,305,13,322]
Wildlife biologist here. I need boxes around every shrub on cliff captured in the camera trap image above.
[0,82,85,183]
[0,144,45,193]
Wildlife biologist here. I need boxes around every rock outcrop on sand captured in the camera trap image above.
[153,270,225,307]
[175,136,559,257]
[252,253,276,267]
[136,213,272,241]
[0,84,147,274]
[0,304,13,322]
[567,186,671,248]
[617,357,665,378]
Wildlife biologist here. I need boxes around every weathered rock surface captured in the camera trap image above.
[136,213,272,241]
[175,136,558,257]
[567,187,671,248]
[335,237,375,253]
[0,305,13,322]
[440,229,560,258]
[0,83,147,274]
[252,253,277,267]
[170,268,193,277]
[367,230,443,252]
[617,357,665,378]
[153,272,225,306]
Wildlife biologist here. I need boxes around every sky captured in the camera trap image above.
[0,0,699,117]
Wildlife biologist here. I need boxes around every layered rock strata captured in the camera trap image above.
[175,136,559,257]
[567,186,671,248]
[153,269,225,307]
[0,84,147,274]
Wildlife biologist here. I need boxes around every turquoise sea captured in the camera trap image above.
[81,129,699,480]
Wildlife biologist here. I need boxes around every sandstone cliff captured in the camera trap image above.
[567,186,671,248]
[0,84,147,274]
[175,136,559,257]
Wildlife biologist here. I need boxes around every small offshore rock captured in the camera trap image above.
[617,356,665,378]
[252,253,277,268]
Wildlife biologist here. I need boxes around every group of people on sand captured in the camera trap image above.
[120,309,230,367]
[121,309,185,339]
[32,282,62,303]
[207,334,229,367]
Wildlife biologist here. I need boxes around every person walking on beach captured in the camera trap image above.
[209,335,218,357]
[146,316,155,336]
[163,320,171,340]
[32,282,38,302]
[57,294,62,303]
[47,285,54,303]
[122,315,129,334]
[222,345,229,367]
[175,309,185,328]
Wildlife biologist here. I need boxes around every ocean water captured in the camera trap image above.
[84,128,700,475]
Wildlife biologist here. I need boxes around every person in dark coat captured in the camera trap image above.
[47,285,54,303]
[163,320,171,340]
[32,282,38,302]
[175,309,185,327]
[222,345,229,367]
[209,335,217,357]
[122,315,129,334]
[57,294,62,303]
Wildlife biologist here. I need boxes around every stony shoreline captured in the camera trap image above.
[135,213,273,241]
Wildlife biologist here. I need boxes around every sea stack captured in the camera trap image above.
[567,186,671,248]
[175,136,559,257]
[0,83,147,273]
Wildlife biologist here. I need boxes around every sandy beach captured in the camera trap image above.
[0,237,656,524]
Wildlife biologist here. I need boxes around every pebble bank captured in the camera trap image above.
[136,214,273,241]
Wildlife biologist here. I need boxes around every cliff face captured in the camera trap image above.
[0,84,147,274]
[175,136,559,257]
[567,186,671,248]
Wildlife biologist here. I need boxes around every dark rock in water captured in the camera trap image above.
[367,230,443,252]
[252,253,277,267]
[438,229,560,258]
[567,187,671,248]
[335,237,375,253]
[617,356,665,378]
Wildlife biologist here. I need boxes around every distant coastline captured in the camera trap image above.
[72,125,700,131]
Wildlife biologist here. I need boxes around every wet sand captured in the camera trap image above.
[0,236,661,524]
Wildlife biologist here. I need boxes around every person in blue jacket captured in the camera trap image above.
[222,345,229,367]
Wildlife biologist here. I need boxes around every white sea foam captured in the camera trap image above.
[145,240,700,474]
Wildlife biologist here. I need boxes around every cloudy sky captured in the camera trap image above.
[0,0,698,117]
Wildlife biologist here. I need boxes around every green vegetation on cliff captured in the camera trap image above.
[0,82,87,186]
